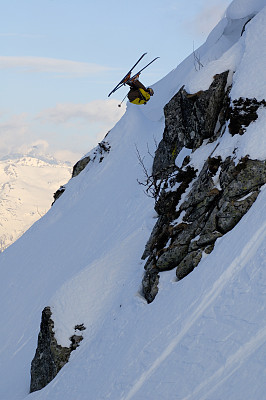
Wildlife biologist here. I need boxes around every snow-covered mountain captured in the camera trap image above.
[0,1,266,399]
[0,154,71,251]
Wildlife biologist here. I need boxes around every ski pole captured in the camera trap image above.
[118,94,127,107]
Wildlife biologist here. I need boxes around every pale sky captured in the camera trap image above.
[0,0,231,164]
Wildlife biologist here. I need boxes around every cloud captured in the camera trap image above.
[0,113,31,155]
[18,139,50,156]
[0,56,111,77]
[37,99,126,125]
[53,149,83,164]
[0,113,79,163]
[0,113,50,158]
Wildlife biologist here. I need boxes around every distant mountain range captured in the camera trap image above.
[0,154,71,251]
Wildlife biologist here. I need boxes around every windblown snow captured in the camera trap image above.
[0,1,265,399]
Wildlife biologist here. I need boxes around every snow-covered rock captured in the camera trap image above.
[142,70,265,301]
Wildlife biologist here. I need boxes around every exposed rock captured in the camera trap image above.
[217,191,259,233]
[154,166,197,215]
[70,334,83,350]
[176,249,202,280]
[142,216,168,260]
[30,307,85,393]
[141,71,266,303]
[143,154,266,302]
[52,185,66,205]
[74,323,86,331]
[157,244,189,271]
[152,71,229,178]
[72,156,91,178]
[142,263,160,304]
[89,140,111,165]
[228,97,266,136]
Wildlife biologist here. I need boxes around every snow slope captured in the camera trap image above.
[0,154,71,251]
[0,1,265,399]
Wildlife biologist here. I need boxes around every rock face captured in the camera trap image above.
[142,72,266,303]
[72,155,91,178]
[152,71,230,178]
[30,307,85,393]
[52,185,66,205]
[228,97,266,136]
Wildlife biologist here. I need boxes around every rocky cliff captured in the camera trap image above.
[142,71,266,303]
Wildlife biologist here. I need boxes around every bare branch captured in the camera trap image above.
[193,41,204,71]
[135,144,162,199]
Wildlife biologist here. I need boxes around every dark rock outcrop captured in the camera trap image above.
[72,155,91,178]
[152,71,229,178]
[142,71,266,302]
[228,97,266,136]
[52,185,66,205]
[142,265,160,304]
[30,307,85,393]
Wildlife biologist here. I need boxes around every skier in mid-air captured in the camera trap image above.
[108,53,158,106]
[126,75,154,105]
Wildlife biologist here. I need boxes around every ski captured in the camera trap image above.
[130,57,160,81]
[108,53,147,97]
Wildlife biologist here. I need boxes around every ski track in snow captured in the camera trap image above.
[122,220,266,400]
[184,325,266,400]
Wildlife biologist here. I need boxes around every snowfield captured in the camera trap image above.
[0,1,265,399]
